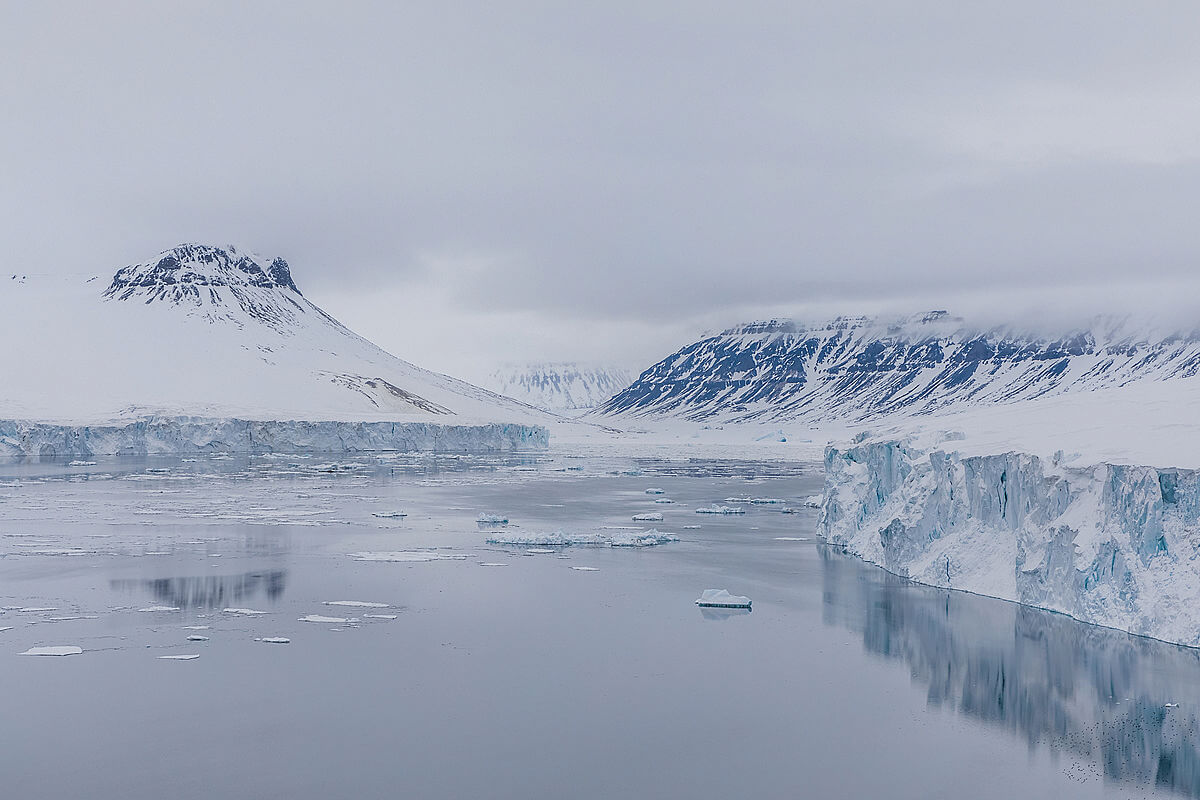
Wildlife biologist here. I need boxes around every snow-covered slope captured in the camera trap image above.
[598,313,1200,423]
[0,244,553,430]
[483,362,633,412]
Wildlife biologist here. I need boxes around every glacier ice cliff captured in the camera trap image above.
[821,438,1200,647]
[0,417,549,457]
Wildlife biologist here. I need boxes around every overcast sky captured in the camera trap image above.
[4,1,1200,381]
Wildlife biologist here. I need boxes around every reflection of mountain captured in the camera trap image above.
[819,546,1200,798]
[111,570,287,609]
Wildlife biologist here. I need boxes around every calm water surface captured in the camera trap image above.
[1,452,1197,799]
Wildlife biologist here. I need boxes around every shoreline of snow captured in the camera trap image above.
[0,416,549,456]
[820,438,1200,647]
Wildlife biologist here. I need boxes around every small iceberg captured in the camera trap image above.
[372,511,408,519]
[158,654,200,660]
[632,512,664,522]
[695,505,744,515]
[223,608,268,616]
[256,637,291,644]
[645,488,665,495]
[138,606,180,613]
[609,529,679,548]
[476,513,509,525]
[186,635,210,642]
[801,495,823,509]
[486,531,605,547]
[324,601,389,608]
[749,498,784,505]
[300,614,354,624]
[67,460,96,467]
[20,645,83,656]
[570,566,600,571]
[696,589,752,609]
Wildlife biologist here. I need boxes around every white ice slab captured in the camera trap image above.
[349,551,472,562]
[695,505,745,515]
[570,566,600,571]
[632,513,664,522]
[324,601,389,608]
[372,511,408,518]
[223,608,268,615]
[186,635,210,641]
[20,646,83,656]
[256,637,291,644]
[299,614,351,624]
[363,614,398,620]
[158,654,200,660]
[138,606,180,613]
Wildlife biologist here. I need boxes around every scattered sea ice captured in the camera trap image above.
[349,551,472,562]
[609,529,678,547]
[645,488,665,495]
[223,608,268,616]
[524,548,557,555]
[299,614,351,624]
[695,505,744,515]
[138,606,180,613]
[682,525,701,529]
[476,513,509,524]
[158,654,200,661]
[18,607,58,613]
[324,601,389,608]
[570,566,600,571]
[256,637,291,644]
[363,614,399,620]
[372,511,408,518]
[774,537,810,541]
[477,562,508,567]
[182,625,210,630]
[632,513,664,522]
[20,646,83,656]
[486,531,604,547]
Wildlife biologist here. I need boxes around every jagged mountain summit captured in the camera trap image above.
[596,312,1200,423]
[483,362,633,412]
[0,244,552,426]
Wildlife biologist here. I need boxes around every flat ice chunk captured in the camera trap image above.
[695,505,745,515]
[0,627,12,632]
[632,513,664,522]
[256,637,291,644]
[477,562,508,567]
[524,548,557,554]
[372,511,408,518]
[349,551,472,562]
[299,614,352,624]
[645,488,665,494]
[653,499,674,504]
[476,513,509,524]
[696,589,752,608]
[570,566,600,571]
[186,635,210,641]
[18,607,58,613]
[182,625,210,630]
[750,498,784,504]
[609,528,679,547]
[138,606,180,613]
[801,495,823,508]
[486,531,605,547]
[774,536,810,541]
[363,614,399,620]
[324,601,389,608]
[20,645,83,656]
[158,654,200,660]
[67,460,96,466]
[682,525,701,529]
[223,607,268,616]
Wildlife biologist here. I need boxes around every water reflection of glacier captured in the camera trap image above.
[820,546,1200,798]
[111,570,287,609]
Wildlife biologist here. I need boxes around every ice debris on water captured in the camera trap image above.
[609,529,679,547]
[300,614,354,624]
[487,531,606,547]
[774,537,809,541]
[363,614,398,620]
[372,511,408,518]
[695,505,744,514]
[749,498,784,505]
[138,606,180,613]
[223,608,268,616]
[524,548,557,555]
[20,645,83,656]
[570,566,600,571]
[158,654,200,660]
[632,512,664,522]
[256,637,291,644]
[801,495,823,509]
[0,626,12,632]
[653,499,674,504]
[67,460,96,467]
[695,589,752,609]
[476,513,509,525]
[324,601,389,608]
[349,551,472,562]
[186,635,210,641]
[182,625,210,630]
[18,607,58,613]
[645,488,665,495]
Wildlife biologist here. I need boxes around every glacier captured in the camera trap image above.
[0,416,548,457]
[820,437,1200,647]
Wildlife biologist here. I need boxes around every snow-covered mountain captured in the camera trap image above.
[483,362,633,412]
[597,312,1200,422]
[0,244,553,428]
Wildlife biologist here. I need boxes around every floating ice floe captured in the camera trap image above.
[779,507,797,514]
[138,606,180,613]
[477,562,508,567]
[363,614,398,620]
[682,525,701,530]
[324,601,389,608]
[223,608,268,616]
[372,511,408,518]
[186,635,210,641]
[67,460,97,467]
[299,614,355,624]
[0,626,12,632]
[632,513,664,522]
[695,505,745,515]
[182,625,210,630]
[653,499,675,504]
[696,589,752,609]
[801,495,823,509]
[486,531,605,547]
[17,607,58,613]
[645,488,665,495]
[609,529,679,547]
[774,537,810,541]
[256,637,291,644]
[349,551,472,562]
[20,645,83,656]
[524,548,557,555]
[476,513,509,525]
[158,654,200,660]
[45,615,98,622]
[750,498,784,505]
[724,497,753,503]
[570,566,600,571]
